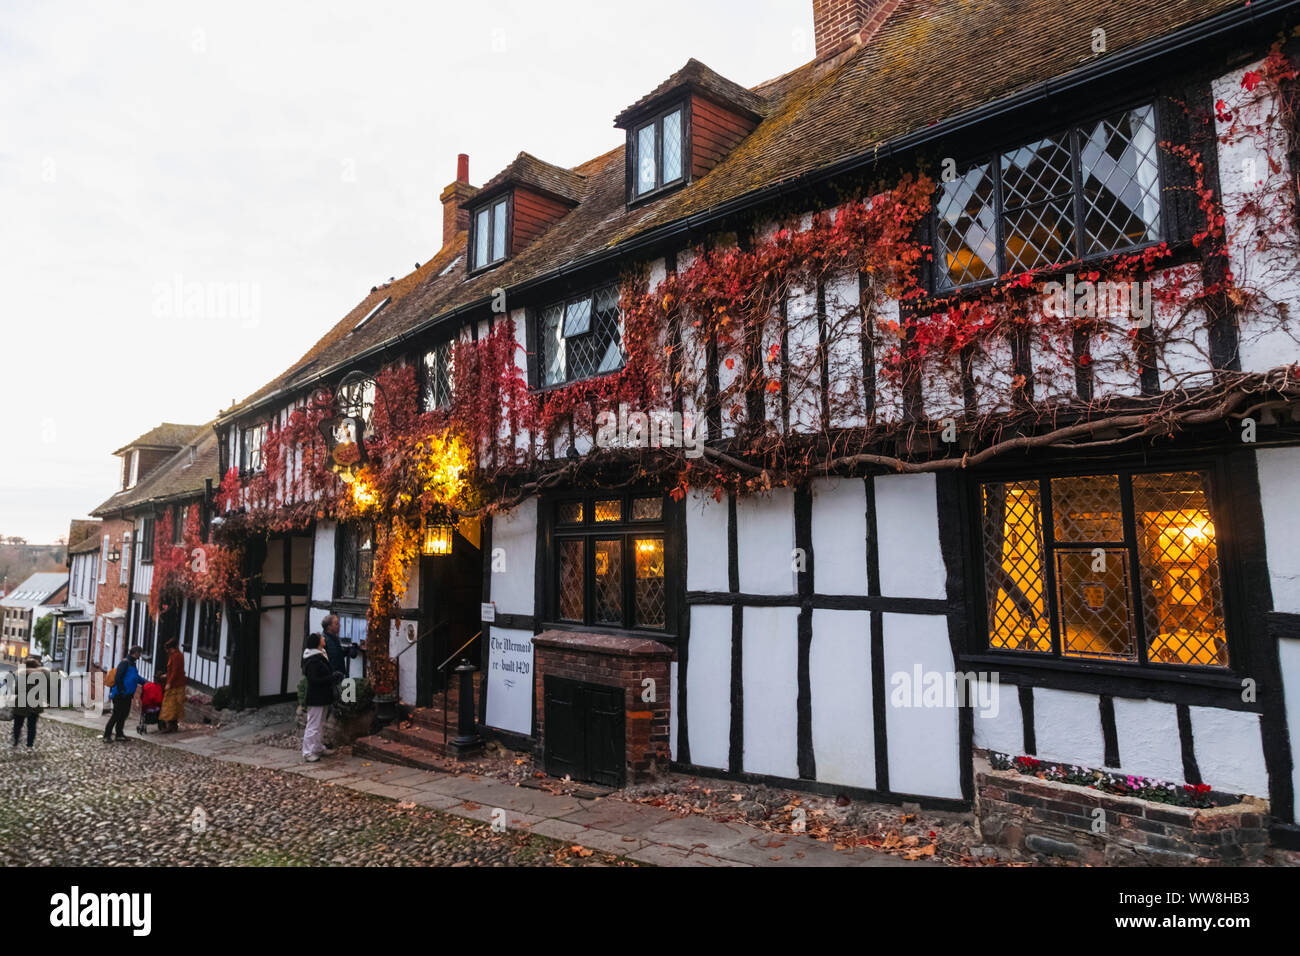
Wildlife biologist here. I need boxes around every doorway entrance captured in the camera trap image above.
[416,523,482,705]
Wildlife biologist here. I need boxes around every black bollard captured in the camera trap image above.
[447,661,482,758]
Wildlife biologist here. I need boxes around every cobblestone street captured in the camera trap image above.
[0,721,633,867]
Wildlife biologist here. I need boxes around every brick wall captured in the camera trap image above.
[532,630,673,782]
[975,756,1270,865]
[812,0,901,58]
[92,515,134,670]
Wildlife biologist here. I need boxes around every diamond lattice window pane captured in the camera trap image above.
[558,538,585,622]
[981,481,1052,653]
[566,284,624,380]
[1080,105,1161,254]
[564,298,592,337]
[593,539,623,624]
[637,124,656,195]
[541,305,565,385]
[1000,132,1074,209]
[422,341,453,411]
[632,497,663,521]
[662,110,682,183]
[1056,548,1137,661]
[1003,199,1076,271]
[1133,472,1229,667]
[492,199,507,261]
[635,537,665,628]
[1051,475,1123,542]
[475,208,490,268]
[594,499,621,522]
[556,501,584,524]
[935,163,997,289]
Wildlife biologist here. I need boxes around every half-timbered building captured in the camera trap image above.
[205,0,1300,851]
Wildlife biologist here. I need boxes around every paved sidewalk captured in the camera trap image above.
[44,708,928,867]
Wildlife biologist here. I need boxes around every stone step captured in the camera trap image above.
[352,735,446,771]
[380,723,448,750]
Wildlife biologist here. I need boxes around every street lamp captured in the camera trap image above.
[421,523,453,556]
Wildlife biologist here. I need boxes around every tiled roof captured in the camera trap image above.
[0,572,68,609]
[67,518,101,551]
[614,57,768,127]
[112,422,205,456]
[68,534,102,555]
[92,426,220,517]
[218,0,1245,423]
[473,152,588,206]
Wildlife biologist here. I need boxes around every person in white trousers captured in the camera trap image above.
[301,633,336,762]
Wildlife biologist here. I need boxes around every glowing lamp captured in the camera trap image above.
[422,523,453,556]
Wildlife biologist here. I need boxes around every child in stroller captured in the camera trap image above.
[137,680,164,735]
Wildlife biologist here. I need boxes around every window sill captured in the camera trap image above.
[958,651,1251,707]
[627,178,688,210]
[532,365,626,394]
[540,620,674,642]
[466,259,507,279]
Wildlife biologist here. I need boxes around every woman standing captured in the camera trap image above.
[11,655,49,750]
[158,636,186,733]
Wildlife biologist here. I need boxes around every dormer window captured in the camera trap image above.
[470,195,509,271]
[633,105,685,199]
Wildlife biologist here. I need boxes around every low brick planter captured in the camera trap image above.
[975,754,1269,865]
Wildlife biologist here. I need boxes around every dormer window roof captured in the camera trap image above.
[615,58,765,206]
[465,152,585,274]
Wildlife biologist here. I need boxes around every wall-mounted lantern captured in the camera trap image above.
[421,523,454,556]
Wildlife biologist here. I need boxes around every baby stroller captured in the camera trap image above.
[137,681,163,735]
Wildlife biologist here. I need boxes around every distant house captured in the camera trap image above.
[90,422,231,690]
[1,572,68,662]
[45,519,102,675]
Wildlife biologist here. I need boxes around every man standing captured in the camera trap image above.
[321,614,346,680]
[11,655,49,750]
[301,633,336,763]
[104,646,143,743]
[159,636,186,733]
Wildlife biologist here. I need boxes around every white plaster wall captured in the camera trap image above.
[742,606,800,779]
[968,325,1014,414]
[872,297,905,424]
[490,499,536,616]
[311,521,335,603]
[1257,446,1300,614]
[1279,637,1300,819]
[1033,688,1106,768]
[810,608,874,789]
[875,474,945,600]
[1215,61,1300,374]
[1189,706,1269,798]
[485,626,533,735]
[971,679,1023,755]
[786,282,821,434]
[825,270,866,429]
[811,478,868,596]
[1112,697,1184,781]
[687,605,731,769]
[882,612,962,799]
[736,488,797,595]
[1152,265,1212,390]
[685,489,730,592]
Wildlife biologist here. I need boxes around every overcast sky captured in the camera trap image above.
[0,0,814,543]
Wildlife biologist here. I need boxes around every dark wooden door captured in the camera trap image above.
[417,529,482,703]
[543,675,626,787]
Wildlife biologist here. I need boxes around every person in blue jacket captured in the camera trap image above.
[104,646,144,743]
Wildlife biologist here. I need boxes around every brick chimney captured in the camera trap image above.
[440,153,477,249]
[812,0,900,58]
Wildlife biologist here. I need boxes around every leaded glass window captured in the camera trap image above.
[422,339,455,411]
[632,104,685,200]
[537,282,624,385]
[979,469,1228,668]
[935,105,1161,290]
[336,522,374,602]
[470,196,509,270]
[550,492,669,632]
